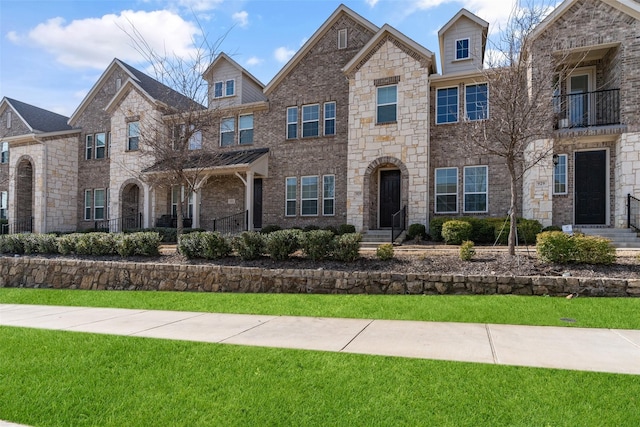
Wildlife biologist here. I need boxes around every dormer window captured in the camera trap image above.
[338,28,347,49]
[6,111,11,129]
[456,38,470,60]
[214,80,235,98]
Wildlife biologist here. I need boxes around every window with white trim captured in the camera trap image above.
[127,121,139,151]
[553,154,568,195]
[84,189,92,220]
[456,38,469,60]
[214,81,223,98]
[301,176,318,216]
[95,133,106,158]
[285,177,297,216]
[376,85,397,124]
[239,114,254,145]
[324,102,336,136]
[220,117,235,146]
[436,87,458,124]
[94,189,105,220]
[1,142,8,164]
[225,79,235,96]
[6,111,11,128]
[189,129,202,150]
[0,191,7,219]
[435,168,458,213]
[323,175,335,216]
[338,28,347,49]
[171,186,194,218]
[85,135,93,159]
[286,107,298,139]
[302,104,319,138]
[465,84,488,121]
[464,166,488,213]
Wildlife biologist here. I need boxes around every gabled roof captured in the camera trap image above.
[264,4,379,95]
[531,0,640,41]
[1,97,73,133]
[343,24,436,76]
[142,147,269,173]
[202,52,265,89]
[437,8,489,71]
[69,58,204,125]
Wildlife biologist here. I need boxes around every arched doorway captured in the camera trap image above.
[364,157,409,230]
[121,183,141,229]
[15,158,34,232]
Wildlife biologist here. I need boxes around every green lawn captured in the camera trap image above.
[1,326,638,426]
[1,288,640,329]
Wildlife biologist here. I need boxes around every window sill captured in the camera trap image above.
[375,121,397,126]
[453,57,472,62]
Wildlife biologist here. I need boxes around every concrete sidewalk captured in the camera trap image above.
[1,303,640,375]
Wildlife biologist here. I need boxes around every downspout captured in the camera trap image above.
[43,140,47,233]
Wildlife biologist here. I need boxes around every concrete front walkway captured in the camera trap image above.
[1,304,640,375]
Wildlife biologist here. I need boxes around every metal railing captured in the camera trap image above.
[93,214,143,232]
[210,211,248,235]
[554,88,620,129]
[1,217,33,234]
[391,206,407,243]
[628,194,640,231]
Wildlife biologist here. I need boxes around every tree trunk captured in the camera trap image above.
[176,196,184,238]
[508,161,518,256]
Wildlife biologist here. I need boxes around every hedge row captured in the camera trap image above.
[430,216,543,245]
[536,231,616,265]
[179,229,362,262]
[0,232,162,257]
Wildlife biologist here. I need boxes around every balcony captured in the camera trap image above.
[553,89,620,130]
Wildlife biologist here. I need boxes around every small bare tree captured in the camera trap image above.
[120,19,229,236]
[462,1,582,255]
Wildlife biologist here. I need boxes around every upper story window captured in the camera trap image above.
[338,28,347,49]
[127,121,140,151]
[302,104,320,138]
[85,135,93,160]
[0,191,7,219]
[377,85,397,124]
[220,117,235,147]
[464,165,488,213]
[553,154,568,195]
[6,112,11,129]
[1,142,9,164]
[95,133,106,159]
[436,87,459,124]
[189,129,202,150]
[465,83,488,121]
[324,102,336,136]
[214,80,235,98]
[435,167,458,214]
[286,107,298,139]
[456,38,470,60]
[239,114,254,145]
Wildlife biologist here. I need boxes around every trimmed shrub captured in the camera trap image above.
[177,232,202,259]
[465,217,496,244]
[573,234,615,265]
[57,233,80,255]
[115,233,138,257]
[232,231,265,261]
[1,234,26,254]
[303,224,321,232]
[265,229,301,261]
[300,229,335,261]
[406,223,426,241]
[460,240,475,261]
[429,217,452,242]
[536,231,575,263]
[337,224,356,235]
[116,232,161,257]
[260,225,281,234]
[518,219,543,245]
[36,234,59,254]
[74,233,116,256]
[376,243,394,260]
[323,225,338,235]
[442,220,472,245]
[542,225,563,233]
[178,231,230,259]
[332,232,361,262]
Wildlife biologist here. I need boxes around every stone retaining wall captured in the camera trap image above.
[1,257,639,297]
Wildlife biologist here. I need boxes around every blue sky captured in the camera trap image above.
[0,0,547,117]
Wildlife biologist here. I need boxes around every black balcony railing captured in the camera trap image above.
[628,194,640,231]
[554,88,620,129]
[94,214,143,232]
[1,217,33,234]
[207,211,247,235]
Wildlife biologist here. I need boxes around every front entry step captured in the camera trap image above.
[577,227,640,248]
[360,229,392,247]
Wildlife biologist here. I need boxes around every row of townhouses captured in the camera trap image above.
[0,0,639,237]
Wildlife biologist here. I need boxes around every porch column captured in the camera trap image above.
[192,190,201,228]
[143,184,151,229]
[245,171,254,231]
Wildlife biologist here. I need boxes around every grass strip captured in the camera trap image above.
[1,288,640,329]
[1,326,638,426]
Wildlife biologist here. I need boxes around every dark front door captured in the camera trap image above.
[575,150,606,225]
[253,178,263,229]
[379,170,401,228]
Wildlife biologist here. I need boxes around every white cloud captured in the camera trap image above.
[176,0,223,12]
[19,10,200,70]
[232,11,249,28]
[365,0,380,7]
[411,0,517,30]
[274,46,295,63]
[246,56,262,66]
[6,31,20,43]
